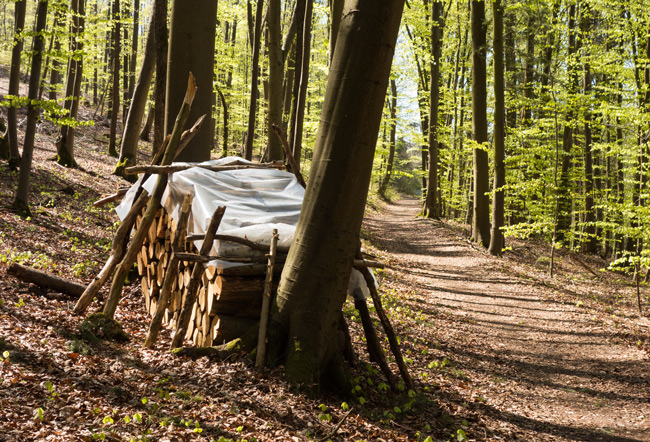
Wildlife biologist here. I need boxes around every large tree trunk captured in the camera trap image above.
[6,0,26,168]
[115,5,156,178]
[423,0,443,218]
[244,0,265,161]
[55,0,85,168]
[271,0,404,392]
[471,0,490,247]
[266,0,284,161]
[488,0,505,256]
[12,0,49,217]
[165,0,218,161]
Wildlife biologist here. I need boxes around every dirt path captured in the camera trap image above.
[364,198,650,441]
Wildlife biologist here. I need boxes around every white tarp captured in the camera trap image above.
[115,157,370,298]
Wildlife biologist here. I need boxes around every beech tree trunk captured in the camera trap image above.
[165,0,218,161]
[55,0,85,168]
[244,0,264,161]
[271,0,405,392]
[424,0,443,218]
[153,0,167,153]
[290,0,313,168]
[6,0,26,168]
[378,78,397,197]
[266,0,284,161]
[471,0,490,247]
[108,0,121,157]
[12,0,48,217]
[582,4,596,253]
[115,5,156,178]
[488,0,505,256]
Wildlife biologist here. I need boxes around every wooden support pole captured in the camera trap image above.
[271,123,306,187]
[170,206,226,349]
[255,228,279,368]
[125,162,283,176]
[103,73,198,319]
[356,248,415,391]
[143,192,193,348]
[73,192,150,314]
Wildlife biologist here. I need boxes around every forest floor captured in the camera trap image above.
[1,70,650,441]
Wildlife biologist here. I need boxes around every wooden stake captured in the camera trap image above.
[73,192,149,314]
[271,123,306,187]
[143,193,193,348]
[103,72,198,319]
[170,206,226,349]
[255,229,279,368]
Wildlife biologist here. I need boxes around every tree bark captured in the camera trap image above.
[8,263,85,297]
[424,0,443,218]
[290,0,313,168]
[165,0,218,162]
[271,0,404,392]
[488,0,505,256]
[266,0,284,161]
[379,78,397,197]
[108,0,121,157]
[12,0,48,217]
[115,4,156,178]
[581,3,596,253]
[471,0,490,247]
[6,0,26,168]
[153,0,167,154]
[244,0,265,161]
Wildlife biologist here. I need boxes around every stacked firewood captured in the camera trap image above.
[135,206,279,347]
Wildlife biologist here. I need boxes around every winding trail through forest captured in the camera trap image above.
[364,197,650,441]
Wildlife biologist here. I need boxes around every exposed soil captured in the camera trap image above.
[363,197,650,441]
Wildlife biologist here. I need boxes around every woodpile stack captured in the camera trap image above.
[134,206,279,347]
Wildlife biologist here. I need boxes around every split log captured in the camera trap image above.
[170,206,226,349]
[8,263,86,297]
[143,192,193,348]
[256,228,279,367]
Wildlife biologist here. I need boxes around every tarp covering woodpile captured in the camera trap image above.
[116,157,369,346]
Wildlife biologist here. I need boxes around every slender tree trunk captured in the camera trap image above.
[266,0,284,161]
[48,7,64,101]
[290,0,314,168]
[471,0,490,247]
[557,3,578,242]
[6,0,27,168]
[424,0,443,218]
[379,78,397,197]
[153,0,167,154]
[55,0,85,168]
[12,0,48,217]
[489,0,505,256]
[128,0,139,103]
[108,0,121,157]
[115,4,156,178]
[272,0,405,392]
[582,4,596,253]
[164,0,218,161]
[244,0,265,161]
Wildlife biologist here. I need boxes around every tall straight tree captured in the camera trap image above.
[378,78,397,197]
[12,0,49,217]
[153,0,167,153]
[114,4,157,178]
[164,0,218,161]
[5,0,26,168]
[108,0,121,157]
[55,0,85,167]
[488,0,505,255]
[266,0,284,161]
[424,0,443,218]
[290,0,313,168]
[244,0,265,161]
[271,0,405,391]
[581,2,596,253]
[471,0,490,247]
